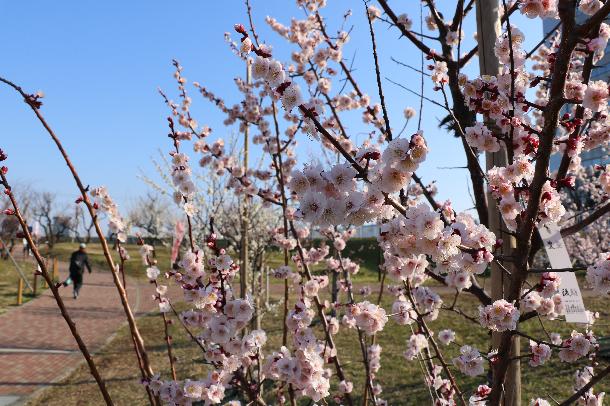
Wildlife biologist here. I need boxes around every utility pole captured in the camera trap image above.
[475,1,521,404]
[239,58,251,299]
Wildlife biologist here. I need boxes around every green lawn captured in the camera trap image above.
[0,255,48,314]
[25,278,610,405]
[42,242,173,280]
[45,241,383,286]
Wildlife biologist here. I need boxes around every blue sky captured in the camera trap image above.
[0,1,542,215]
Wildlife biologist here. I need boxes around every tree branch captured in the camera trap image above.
[560,203,610,238]
[559,364,610,406]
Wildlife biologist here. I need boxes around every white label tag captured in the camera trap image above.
[538,222,588,324]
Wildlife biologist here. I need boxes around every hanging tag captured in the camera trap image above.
[537,222,589,324]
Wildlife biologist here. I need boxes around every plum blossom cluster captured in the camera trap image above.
[148,372,229,405]
[327,256,360,275]
[558,330,596,363]
[558,167,610,266]
[265,294,340,402]
[469,385,492,405]
[391,295,417,325]
[263,346,331,402]
[289,132,428,228]
[464,122,501,152]
[528,341,552,367]
[479,299,520,332]
[380,204,496,291]
[586,253,610,295]
[601,165,610,193]
[168,152,198,216]
[573,366,606,405]
[487,159,566,230]
[520,272,566,319]
[343,301,388,335]
[264,7,394,133]
[519,0,559,19]
[134,1,610,403]
[520,289,565,320]
[409,286,443,322]
[147,241,273,405]
[403,333,428,360]
[90,186,127,242]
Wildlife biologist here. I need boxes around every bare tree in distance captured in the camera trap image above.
[127,192,175,245]
[32,191,74,248]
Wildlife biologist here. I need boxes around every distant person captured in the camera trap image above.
[63,243,92,299]
[22,238,31,257]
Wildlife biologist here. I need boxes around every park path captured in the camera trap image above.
[0,262,158,406]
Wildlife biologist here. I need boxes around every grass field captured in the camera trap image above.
[0,254,48,314]
[44,241,383,283]
[25,277,610,405]
[39,242,173,280]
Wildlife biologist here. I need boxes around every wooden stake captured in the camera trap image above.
[42,258,48,288]
[33,272,38,296]
[53,257,59,281]
[17,278,23,305]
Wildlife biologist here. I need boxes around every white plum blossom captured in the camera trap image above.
[583,80,609,113]
[558,331,594,363]
[438,329,456,346]
[529,341,552,367]
[453,346,485,377]
[344,301,388,335]
[146,266,161,280]
[586,254,610,294]
[404,333,428,360]
[479,300,520,332]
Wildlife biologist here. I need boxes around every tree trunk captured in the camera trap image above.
[475,1,521,404]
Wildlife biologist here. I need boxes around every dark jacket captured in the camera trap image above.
[69,250,91,277]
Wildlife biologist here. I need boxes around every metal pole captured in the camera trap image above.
[240,58,252,299]
[265,266,270,307]
[475,1,520,404]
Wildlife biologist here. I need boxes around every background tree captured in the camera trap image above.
[32,191,74,248]
[127,192,174,245]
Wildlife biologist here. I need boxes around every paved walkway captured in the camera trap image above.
[0,262,157,405]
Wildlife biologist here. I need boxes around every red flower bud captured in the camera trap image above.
[558,176,575,188]
[541,191,552,202]
[276,81,291,95]
[0,166,7,175]
[363,151,381,160]
[234,23,247,34]
[3,208,15,215]
[0,149,7,161]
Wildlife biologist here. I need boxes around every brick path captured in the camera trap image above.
[0,262,157,405]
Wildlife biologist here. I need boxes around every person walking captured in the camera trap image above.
[63,243,92,299]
